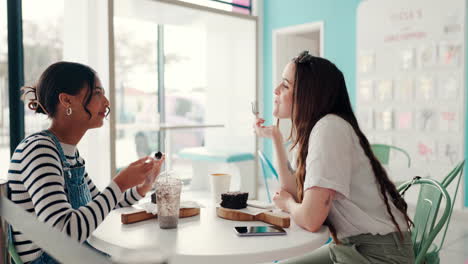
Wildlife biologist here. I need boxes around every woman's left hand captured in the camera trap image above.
[273,189,294,213]
[136,155,165,196]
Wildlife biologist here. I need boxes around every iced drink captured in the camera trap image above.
[155,177,182,229]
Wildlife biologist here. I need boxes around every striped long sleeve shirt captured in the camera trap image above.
[8,133,143,263]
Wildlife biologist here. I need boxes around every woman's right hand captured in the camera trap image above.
[113,156,158,192]
[253,117,282,140]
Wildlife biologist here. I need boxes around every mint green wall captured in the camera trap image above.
[262,0,362,162]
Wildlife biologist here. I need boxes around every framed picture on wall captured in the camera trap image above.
[438,139,460,165]
[376,80,393,101]
[396,110,413,130]
[416,138,437,162]
[418,44,438,68]
[358,52,376,73]
[359,80,374,102]
[395,79,413,101]
[400,48,415,70]
[439,42,462,66]
[438,76,459,100]
[375,109,393,131]
[416,108,437,131]
[416,77,435,101]
[439,108,459,132]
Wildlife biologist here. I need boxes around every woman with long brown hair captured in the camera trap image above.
[254,51,414,263]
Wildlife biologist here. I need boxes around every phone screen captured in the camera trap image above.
[234,226,287,236]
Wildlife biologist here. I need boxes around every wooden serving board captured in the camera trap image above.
[216,207,290,228]
[121,208,200,224]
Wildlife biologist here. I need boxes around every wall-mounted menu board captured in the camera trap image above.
[357,0,466,207]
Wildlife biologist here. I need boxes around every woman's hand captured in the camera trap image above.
[113,156,164,193]
[273,189,295,213]
[136,155,165,196]
[253,117,282,140]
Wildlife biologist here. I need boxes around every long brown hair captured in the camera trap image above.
[289,51,412,242]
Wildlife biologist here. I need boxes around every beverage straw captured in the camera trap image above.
[164,134,169,181]
[163,133,169,181]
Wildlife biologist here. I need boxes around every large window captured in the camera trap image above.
[19,0,114,189]
[163,24,207,178]
[114,0,256,187]
[114,17,159,168]
[22,0,63,135]
[181,0,251,14]
[6,0,256,189]
[113,11,209,181]
[0,0,9,177]
[0,0,59,174]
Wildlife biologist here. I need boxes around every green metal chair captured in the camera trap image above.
[258,150,279,203]
[423,160,465,264]
[7,183,25,264]
[441,160,465,188]
[8,239,23,264]
[398,178,451,264]
[371,144,411,167]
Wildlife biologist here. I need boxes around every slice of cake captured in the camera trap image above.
[220,192,249,209]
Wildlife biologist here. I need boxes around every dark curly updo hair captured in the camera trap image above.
[22,61,104,119]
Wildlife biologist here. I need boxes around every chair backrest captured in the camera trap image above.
[257,150,279,202]
[398,178,451,264]
[371,144,411,167]
[441,160,465,188]
[257,151,279,180]
[436,160,465,251]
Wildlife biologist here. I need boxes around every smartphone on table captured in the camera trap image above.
[234,225,287,237]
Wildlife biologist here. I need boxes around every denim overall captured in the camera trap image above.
[8,130,98,264]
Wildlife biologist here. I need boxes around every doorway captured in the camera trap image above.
[272,21,324,159]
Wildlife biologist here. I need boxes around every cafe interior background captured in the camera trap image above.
[1,0,468,262]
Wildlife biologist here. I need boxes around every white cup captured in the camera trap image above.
[210,173,231,204]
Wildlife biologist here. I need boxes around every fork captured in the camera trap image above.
[251,101,259,117]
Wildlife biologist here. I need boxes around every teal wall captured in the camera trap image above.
[262,0,362,163]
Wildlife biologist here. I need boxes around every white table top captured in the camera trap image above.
[88,191,330,264]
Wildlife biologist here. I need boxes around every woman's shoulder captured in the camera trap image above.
[306,115,358,158]
[13,132,59,156]
[313,114,353,134]
[23,132,56,145]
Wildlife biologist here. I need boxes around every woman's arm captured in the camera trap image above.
[13,138,157,243]
[271,129,297,199]
[274,187,335,232]
[11,139,124,243]
[255,118,297,199]
[86,172,143,209]
[113,155,164,207]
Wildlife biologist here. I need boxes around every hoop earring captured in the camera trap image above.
[66,107,73,116]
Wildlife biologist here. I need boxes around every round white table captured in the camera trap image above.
[88,191,330,264]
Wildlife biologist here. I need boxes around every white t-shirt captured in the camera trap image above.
[298,114,408,239]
